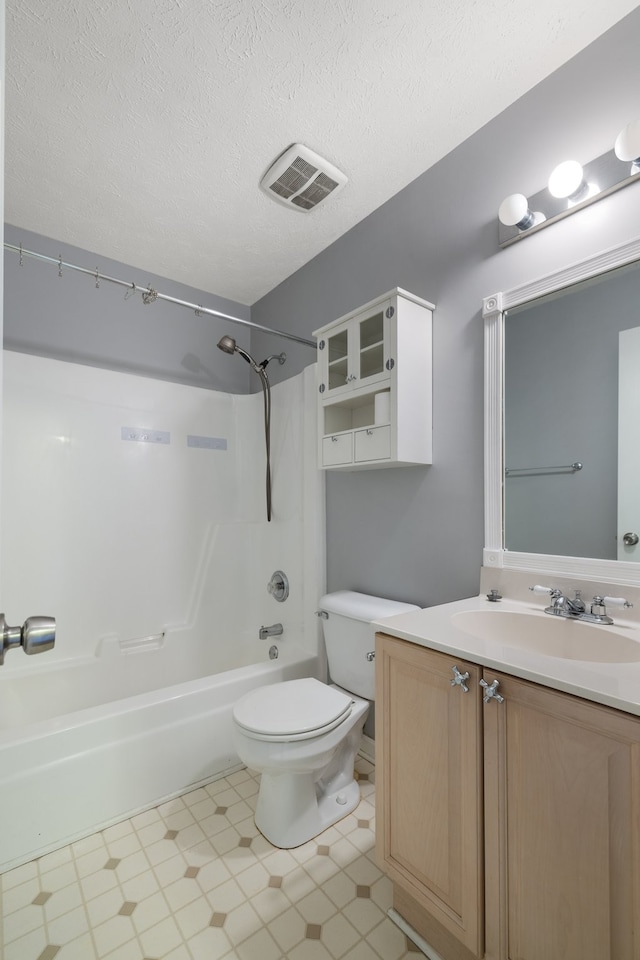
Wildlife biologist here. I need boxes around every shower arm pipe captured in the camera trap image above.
[4,242,317,349]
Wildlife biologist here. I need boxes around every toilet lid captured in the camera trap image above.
[233,678,353,738]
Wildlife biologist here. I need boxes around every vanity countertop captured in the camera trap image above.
[373,594,640,717]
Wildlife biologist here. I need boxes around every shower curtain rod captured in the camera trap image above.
[4,242,317,349]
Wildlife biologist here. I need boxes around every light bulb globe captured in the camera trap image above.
[615,120,640,163]
[498,193,530,227]
[548,160,584,199]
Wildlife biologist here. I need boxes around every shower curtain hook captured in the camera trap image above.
[58,254,63,278]
[124,282,136,300]
[19,243,23,267]
[95,268,100,289]
[142,285,158,305]
[195,305,202,317]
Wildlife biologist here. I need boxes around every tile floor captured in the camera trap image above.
[1,757,423,959]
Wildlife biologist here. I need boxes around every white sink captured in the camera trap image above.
[451,608,640,663]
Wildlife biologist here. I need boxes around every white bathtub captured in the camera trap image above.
[0,639,318,872]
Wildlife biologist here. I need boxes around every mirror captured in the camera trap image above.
[483,234,640,583]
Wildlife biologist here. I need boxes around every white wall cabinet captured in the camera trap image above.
[313,289,433,470]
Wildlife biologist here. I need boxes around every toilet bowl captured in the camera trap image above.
[232,591,420,848]
[233,677,369,848]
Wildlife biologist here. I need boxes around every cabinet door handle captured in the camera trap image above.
[450,665,470,692]
[480,678,504,704]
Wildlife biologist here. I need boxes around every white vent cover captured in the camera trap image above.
[260,144,347,212]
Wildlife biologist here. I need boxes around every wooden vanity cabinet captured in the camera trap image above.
[376,632,640,960]
[375,633,485,959]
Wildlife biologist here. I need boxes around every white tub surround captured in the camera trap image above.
[0,355,325,873]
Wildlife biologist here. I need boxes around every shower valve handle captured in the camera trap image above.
[0,613,56,665]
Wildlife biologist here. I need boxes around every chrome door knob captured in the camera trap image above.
[450,665,470,692]
[0,614,56,665]
[480,678,505,704]
[623,532,639,546]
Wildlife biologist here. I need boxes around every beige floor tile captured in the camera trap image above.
[223,900,263,945]
[248,884,291,924]
[267,904,307,952]
[55,931,97,959]
[295,887,339,925]
[367,917,417,960]
[233,926,283,960]
[130,889,172,934]
[38,862,78,893]
[46,904,90,944]
[287,939,334,959]
[186,922,233,960]
[137,915,183,957]
[92,913,136,957]
[173,893,214,940]
[1,877,41,914]
[1,757,419,960]
[233,860,270,897]
[321,912,362,958]
[2,860,38,891]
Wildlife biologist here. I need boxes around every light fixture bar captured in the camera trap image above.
[498,145,640,247]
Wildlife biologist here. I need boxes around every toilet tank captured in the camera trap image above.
[319,591,420,701]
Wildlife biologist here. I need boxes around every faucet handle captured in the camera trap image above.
[602,595,633,609]
[530,585,555,595]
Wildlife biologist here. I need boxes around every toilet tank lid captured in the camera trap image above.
[319,590,421,621]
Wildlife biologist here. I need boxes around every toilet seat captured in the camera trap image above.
[233,678,353,742]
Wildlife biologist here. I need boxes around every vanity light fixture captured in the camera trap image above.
[498,118,640,246]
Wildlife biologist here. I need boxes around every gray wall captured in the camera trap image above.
[4,225,252,395]
[251,8,640,608]
[5,11,640,611]
[504,265,640,560]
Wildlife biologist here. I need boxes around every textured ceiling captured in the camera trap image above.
[6,0,638,305]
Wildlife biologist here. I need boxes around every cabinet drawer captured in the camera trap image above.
[322,433,353,466]
[355,425,390,462]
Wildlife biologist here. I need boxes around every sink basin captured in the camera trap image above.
[451,609,640,663]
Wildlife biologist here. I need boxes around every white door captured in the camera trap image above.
[618,326,640,560]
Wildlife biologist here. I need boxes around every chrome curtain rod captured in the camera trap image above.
[4,242,316,349]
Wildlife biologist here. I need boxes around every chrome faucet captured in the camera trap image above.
[259,622,283,640]
[530,585,633,624]
[546,588,586,618]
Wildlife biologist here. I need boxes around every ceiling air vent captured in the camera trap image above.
[260,144,347,212]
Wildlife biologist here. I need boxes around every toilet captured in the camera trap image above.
[232,590,420,848]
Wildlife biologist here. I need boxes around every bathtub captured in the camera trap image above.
[0,638,318,872]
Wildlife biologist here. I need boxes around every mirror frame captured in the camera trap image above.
[482,233,640,586]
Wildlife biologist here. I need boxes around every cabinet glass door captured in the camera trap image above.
[356,308,388,386]
[326,327,349,392]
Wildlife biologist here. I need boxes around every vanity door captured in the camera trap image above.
[375,633,484,959]
[483,670,640,960]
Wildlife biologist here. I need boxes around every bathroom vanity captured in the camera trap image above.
[373,579,640,960]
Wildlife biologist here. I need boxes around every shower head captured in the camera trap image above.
[217,335,237,355]
[217,335,261,373]
[217,336,286,373]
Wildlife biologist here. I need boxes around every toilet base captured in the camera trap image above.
[255,769,361,849]
[253,703,367,848]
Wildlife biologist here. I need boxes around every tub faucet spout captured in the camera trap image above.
[259,623,283,640]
